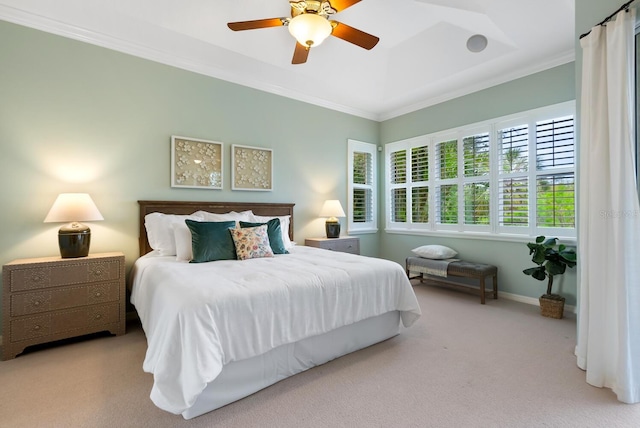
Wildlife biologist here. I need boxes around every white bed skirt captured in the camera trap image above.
[183,310,401,419]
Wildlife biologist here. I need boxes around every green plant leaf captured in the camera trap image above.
[546,260,567,276]
[524,266,546,281]
[535,236,545,243]
[532,247,546,265]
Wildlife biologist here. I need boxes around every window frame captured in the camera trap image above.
[347,139,378,234]
[384,101,576,241]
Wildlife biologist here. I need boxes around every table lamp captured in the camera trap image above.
[319,200,346,239]
[44,193,104,258]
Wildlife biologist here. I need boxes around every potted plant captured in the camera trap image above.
[523,236,577,319]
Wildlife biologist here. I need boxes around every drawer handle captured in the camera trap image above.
[33,300,41,306]
[95,292,102,298]
[31,275,43,283]
[94,270,103,276]
[94,314,102,320]
[33,325,41,331]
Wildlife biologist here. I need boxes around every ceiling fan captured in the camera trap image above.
[227,0,379,64]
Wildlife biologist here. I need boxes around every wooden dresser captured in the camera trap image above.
[305,236,360,255]
[2,252,125,360]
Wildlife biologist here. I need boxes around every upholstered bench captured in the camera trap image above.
[405,256,498,304]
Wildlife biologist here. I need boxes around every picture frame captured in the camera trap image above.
[231,144,273,191]
[171,135,223,189]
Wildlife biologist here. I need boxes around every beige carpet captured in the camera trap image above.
[2,282,639,428]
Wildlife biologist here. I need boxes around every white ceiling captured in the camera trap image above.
[0,0,575,121]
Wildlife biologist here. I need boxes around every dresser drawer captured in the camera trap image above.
[321,239,359,254]
[9,259,121,292]
[10,281,120,317]
[9,302,121,343]
[305,237,360,255]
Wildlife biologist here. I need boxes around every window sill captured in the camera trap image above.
[384,228,576,246]
[347,228,379,235]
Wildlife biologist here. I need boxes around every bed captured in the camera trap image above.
[130,200,422,419]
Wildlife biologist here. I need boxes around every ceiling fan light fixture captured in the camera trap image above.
[288,13,332,48]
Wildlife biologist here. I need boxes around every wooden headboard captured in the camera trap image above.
[138,200,295,256]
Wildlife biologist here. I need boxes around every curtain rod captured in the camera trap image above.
[579,0,636,39]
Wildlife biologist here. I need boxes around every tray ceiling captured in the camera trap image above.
[0,0,575,120]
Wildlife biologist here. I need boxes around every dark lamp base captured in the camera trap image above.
[325,221,341,239]
[58,223,91,258]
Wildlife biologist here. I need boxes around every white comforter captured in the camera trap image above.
[130,246,421,414]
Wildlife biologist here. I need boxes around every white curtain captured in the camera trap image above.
[576,8,640,404]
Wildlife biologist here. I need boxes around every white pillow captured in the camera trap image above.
[144,213,202,256]
[411,245,457,260]
[172,221,194,262]
[251,214,293,249]
[192,210,254,227]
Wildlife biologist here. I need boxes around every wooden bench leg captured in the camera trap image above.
[493,274,498,299]
[480,277,486,304]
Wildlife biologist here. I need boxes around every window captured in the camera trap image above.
[385,101,576,239]
[463,131,490,228]
[348,139,377,233]
[386,136,430,231]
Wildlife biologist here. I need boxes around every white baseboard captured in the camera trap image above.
[498,290,577,314]
[411,278,576,314]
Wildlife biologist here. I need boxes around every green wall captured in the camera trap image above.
[0,20,379,329]
[0,0,615,332]
[378,63,578,305]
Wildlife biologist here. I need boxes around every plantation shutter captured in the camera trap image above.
[499,178,529,226]
[348,140,377,234]
[435,140,457,180]
[464,182,490,225]
[392,188,407,222]
[411,145,429,223]
[436,184,457,224]
[536,173,575,228]
[463,133,490,177]
[499,125,529,173]
[535,116,575,229]
[352,152,372,223]
[536,117,574,170]
[390,150,407,184]
[389,148,408,222]
[498,125,529,227]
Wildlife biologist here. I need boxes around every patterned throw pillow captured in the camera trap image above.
[229,225,274,260]
[239,219,288,254]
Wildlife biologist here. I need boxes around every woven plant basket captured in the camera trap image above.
[539,294,565,319]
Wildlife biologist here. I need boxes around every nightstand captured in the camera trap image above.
[2,252,126,360]
[305,236,360,255]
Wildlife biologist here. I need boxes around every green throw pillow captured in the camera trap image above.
[239,219,289,255]
[185,220,237,263]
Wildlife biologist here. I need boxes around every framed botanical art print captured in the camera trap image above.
[231,144,273,191]
[171,135,223,189]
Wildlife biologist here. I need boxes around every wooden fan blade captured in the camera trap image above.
[331,21,379,50]
[292,42,309,64]
[227,18,285,31]
[329,0,361,12]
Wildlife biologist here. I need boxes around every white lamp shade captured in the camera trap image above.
[319,200,346,218]
[44,193,104,223]
[288,13,332,48]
